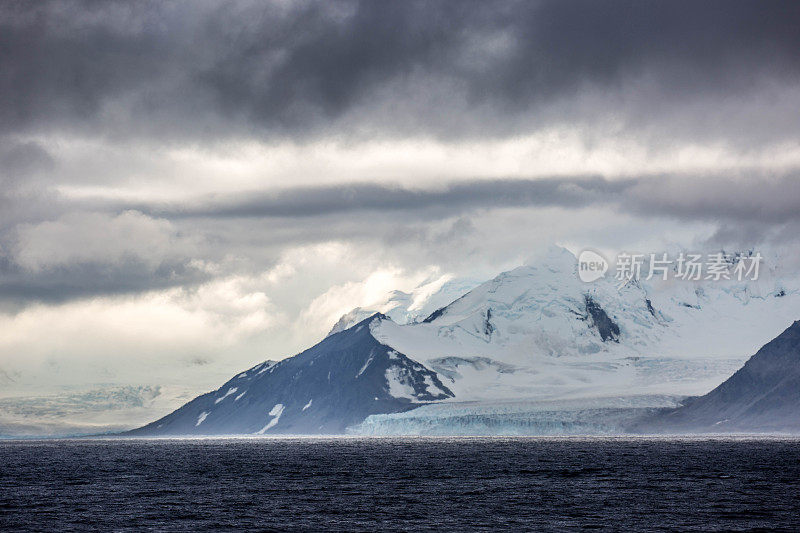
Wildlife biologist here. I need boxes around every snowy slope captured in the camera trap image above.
[370,247,800,405]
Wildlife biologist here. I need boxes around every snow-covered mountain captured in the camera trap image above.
[373,247,798,402]
[132,246,800,435]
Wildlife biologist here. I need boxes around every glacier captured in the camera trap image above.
[351,396,682,436]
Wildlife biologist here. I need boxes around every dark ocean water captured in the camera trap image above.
[2,437,800,532]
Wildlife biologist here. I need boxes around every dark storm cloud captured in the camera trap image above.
[1,0,799,142]
[0,140,54,185]
[626,173,800,224]
[143,177,633,219]
[120,173,800,226]
[4,171,800,306]
[0,257,211,307]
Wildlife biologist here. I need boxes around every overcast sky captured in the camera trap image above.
[2,0,800,430]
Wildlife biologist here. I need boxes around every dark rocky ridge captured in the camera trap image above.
[422,306,446,323]
[584,295,620,342]
[634,320,800,433]
[127,314,453,435]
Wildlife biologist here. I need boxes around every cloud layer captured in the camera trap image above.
[1,0,799,144]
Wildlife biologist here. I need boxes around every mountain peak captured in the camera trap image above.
[326,311,392,338]
[522,244,577,268]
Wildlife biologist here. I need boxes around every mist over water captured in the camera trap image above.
[2,437,800,531]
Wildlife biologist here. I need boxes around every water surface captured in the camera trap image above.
[2,437,799,531]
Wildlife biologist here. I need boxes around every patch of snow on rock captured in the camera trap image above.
[214,387,238,404]
[256,403,285,434]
